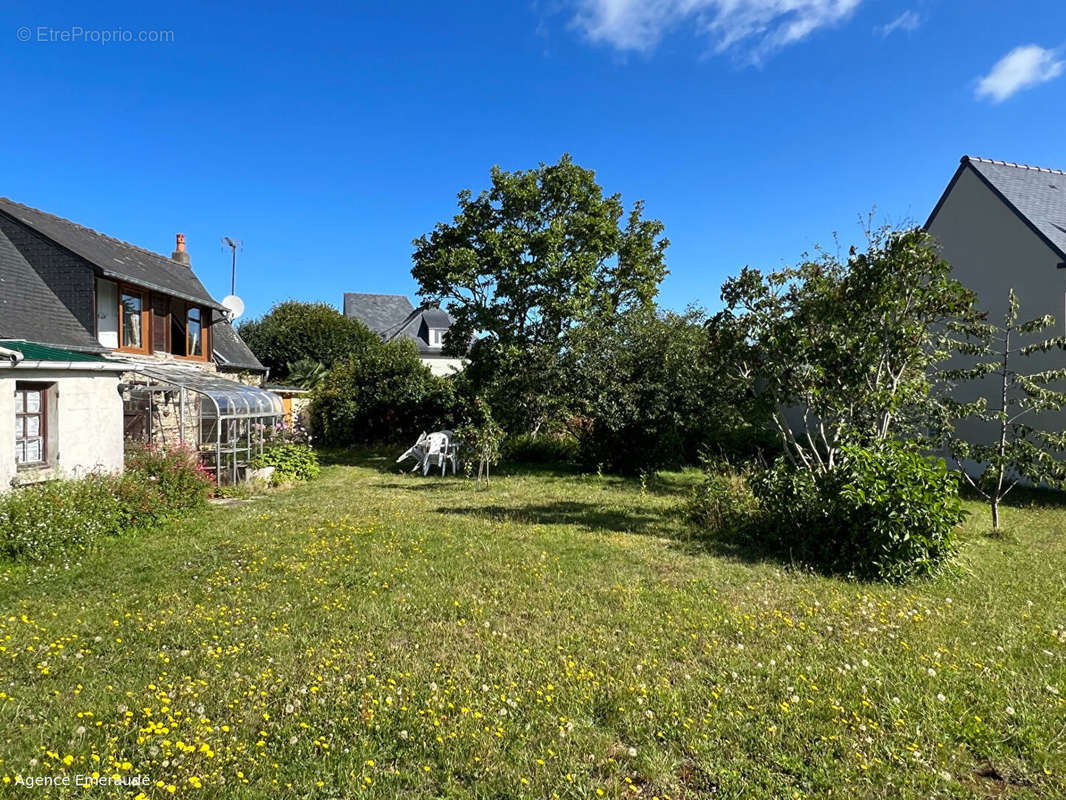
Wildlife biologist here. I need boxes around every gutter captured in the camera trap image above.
[0,360,130,372]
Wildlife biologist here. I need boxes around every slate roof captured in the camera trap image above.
[0,197,225,310]
[0,339,110,362]
[343,292,457,355]
[929,156,1066,260]
[212,320,266,372]
[343,293,414,333]
[0,225,105,352]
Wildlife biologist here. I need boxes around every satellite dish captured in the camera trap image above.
[221,294,245,322]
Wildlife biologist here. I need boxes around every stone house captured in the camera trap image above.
[0,197,281,488]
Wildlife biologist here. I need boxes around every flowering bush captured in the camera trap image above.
[0,475,124,562]
[123,442,214,519]
[0,444,214,563]
[258,419,313,447]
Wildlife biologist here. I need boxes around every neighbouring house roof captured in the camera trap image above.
[0,226,106,352]
[390,311,458,355]
[0,197,226,311]
[343,292,459,355]
[927,156,1066,261]
[343,292,415,333]
[211,320,267,372]
[0,339,111,363]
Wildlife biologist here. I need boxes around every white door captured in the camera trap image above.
[96,278,118,349]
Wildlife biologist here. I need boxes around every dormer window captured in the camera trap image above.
[430,328,444,348]
[98,278,208,360]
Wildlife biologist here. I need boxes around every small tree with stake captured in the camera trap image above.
[458,398,504,489]
[947,289,1066,531]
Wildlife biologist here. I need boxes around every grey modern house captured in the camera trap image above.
[927,155,1066,452]
[343,292,465,376]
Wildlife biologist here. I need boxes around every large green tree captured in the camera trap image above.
[710,226,977,473]
[411,154,668,432]
[238,301,378,379]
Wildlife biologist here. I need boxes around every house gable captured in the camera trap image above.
[926,160,1064,326]
[927,156,1066,467]
[927,157,1066,264]
[0,198,224,311]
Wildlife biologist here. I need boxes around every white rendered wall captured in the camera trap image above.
[0,370,124,490]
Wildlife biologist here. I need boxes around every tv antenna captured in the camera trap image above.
[222,236,243,296]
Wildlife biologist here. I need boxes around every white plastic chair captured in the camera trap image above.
[422,431,453,476]
[397,432,429,471]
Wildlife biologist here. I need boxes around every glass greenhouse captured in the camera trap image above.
[126,365,284,485]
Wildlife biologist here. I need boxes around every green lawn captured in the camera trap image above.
[0,454,1064,799]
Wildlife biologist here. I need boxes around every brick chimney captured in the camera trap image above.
[171,232,190,265]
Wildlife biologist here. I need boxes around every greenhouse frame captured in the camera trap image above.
[126,365,284,485]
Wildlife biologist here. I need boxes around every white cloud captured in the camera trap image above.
[571,0,862,60]
[976,44,1064,102]
[877,10,919,37]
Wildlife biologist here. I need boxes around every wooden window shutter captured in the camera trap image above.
[151,295,169,352]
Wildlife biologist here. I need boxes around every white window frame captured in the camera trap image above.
[14,383,51,468]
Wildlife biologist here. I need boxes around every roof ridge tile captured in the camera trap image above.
[964,155,1066,177]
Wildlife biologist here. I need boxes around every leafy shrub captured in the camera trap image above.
[566,308,768,474]
[123,443,214,517]
[0,475,124,562]
[249,443,320,484]
[685,466,758,533]
[112,472,171,529]
[750,442,965,581]
[312,339,458,445]
[501,432,579,464]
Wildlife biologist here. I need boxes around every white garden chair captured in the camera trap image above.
[397,430,458,475]
[422,431,458,476]
[396,432,430,471]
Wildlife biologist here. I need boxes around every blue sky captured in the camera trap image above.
[2,0,1065,319]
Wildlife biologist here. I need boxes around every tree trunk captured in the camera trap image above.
[992,326,1010,532]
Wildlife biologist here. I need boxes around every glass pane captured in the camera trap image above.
[15,392,24,413]
[25,415,39,437]
[24,391,40,413]
[122,292,143,349]
[187,308,202,357]
[171,299,187,356]
[15,441,24,464]
[24,438,41,463]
